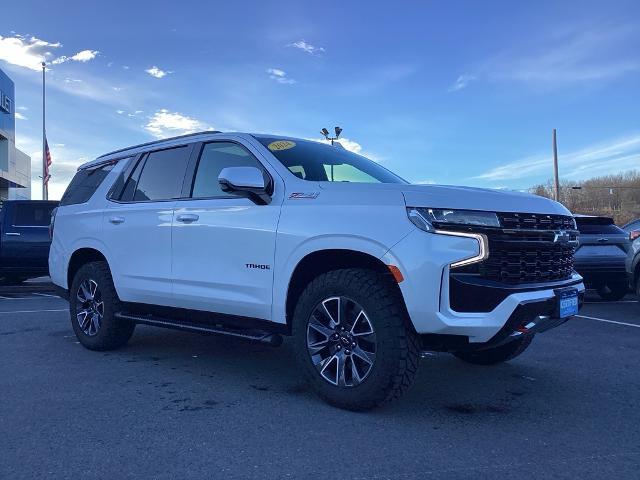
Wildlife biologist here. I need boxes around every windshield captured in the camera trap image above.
[255,136,407,184]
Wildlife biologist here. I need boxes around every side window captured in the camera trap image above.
[60,163,115,206]
[132,146,191,201]
[120,156,145,201]
[191,142,265,198]
[12,204,56,227]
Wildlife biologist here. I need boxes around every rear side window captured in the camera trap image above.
[132,146,191,201]
[60,163,115,206]
[624,220,640,232]
[575,217,625,234]
[12,203,57,227]
[191,142,265,198]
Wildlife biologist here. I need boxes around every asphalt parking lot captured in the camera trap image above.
[1,283,638,479]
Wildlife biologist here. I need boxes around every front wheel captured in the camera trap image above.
[453,335,534,365]
[292,268,420,411]
[70,261,135,351]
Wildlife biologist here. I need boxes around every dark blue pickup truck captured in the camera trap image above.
[0,200,59,285]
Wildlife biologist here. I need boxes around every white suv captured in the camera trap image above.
[50,131,584,410]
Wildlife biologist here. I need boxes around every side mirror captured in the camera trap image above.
[218,167,271,204]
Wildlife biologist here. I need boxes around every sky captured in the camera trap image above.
[1,0,639,199]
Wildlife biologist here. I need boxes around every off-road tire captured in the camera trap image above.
[596,282,628,301]
[70,261,135,351]
[453,335,534,365]
[292,268,420,411]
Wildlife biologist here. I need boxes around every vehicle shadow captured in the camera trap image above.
[101,324,587,423]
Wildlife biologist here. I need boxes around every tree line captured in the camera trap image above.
[530,170,640,226]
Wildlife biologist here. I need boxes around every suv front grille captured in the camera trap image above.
[497,212,576,230]
[480,232,575,283]
[439,213,577,285]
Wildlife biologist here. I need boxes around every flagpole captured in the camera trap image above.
[42,61,47,200]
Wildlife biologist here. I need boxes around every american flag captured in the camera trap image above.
[44,136,52,185]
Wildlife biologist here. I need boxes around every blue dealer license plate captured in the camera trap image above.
[558,289,579,318]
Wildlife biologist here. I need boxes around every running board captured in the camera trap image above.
[115,312,283,346]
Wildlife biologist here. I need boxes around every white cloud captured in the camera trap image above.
[288,40,325,55]
[475,134,640,183]
[123,65,130,70]
[116,110,125,114]
[17,106,28,111]
[71,49,98,62]
[448,73,476,92]
[267,68,296,84]
[52,49,99,64]
[0,34,60,71]
[15,112,27,120]
[145,66,171,78]
[145,109,213,138]
[486,26,639,86]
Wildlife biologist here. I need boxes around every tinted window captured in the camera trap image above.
[120,156,145,201]
[575,217,625,234]
[133,146,191,201]
[12,203,57,226]
[191,142,265,198]
[623,220,640,232]
[255,136,406,184]
[60,163,116,206]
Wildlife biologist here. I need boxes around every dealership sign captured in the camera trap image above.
[0,89,11,114]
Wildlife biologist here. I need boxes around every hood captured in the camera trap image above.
[318,182,571,216]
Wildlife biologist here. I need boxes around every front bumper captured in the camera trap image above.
[382,228,585,343]
[574,260,628,285]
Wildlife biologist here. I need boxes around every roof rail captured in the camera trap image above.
[96,130,222,159]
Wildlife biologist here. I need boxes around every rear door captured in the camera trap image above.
[171,140,282,320]
[2,202,57,270]
[103,144,194,306]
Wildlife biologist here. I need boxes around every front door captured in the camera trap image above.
[171,141,281,321]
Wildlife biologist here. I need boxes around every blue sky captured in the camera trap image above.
[2,0,639,199]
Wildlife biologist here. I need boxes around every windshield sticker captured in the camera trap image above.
[268,140,296,151]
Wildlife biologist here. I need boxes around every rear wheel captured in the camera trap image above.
[453,335,534,365]
[596,282,628,301]
[292,268,419,411]
[70,261,135,351]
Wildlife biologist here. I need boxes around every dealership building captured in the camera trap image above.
[0,67,31,200]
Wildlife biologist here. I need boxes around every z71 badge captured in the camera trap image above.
[289,192,320,199]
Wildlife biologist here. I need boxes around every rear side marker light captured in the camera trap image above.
[387,265,404,283]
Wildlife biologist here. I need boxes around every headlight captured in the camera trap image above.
[407,207,500,231]
[406,207,493,268]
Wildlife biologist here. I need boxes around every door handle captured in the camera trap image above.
[176,214,199,223]
[5,232,20,236]
[109,216,125,225]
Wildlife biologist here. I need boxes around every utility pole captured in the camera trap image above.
[552,128,560,202]
[42,62,47,201]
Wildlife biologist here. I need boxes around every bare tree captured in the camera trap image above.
[530,170,640,225]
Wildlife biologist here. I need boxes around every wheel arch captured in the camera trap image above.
[67,248,109,291]
[284,248,407,333]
